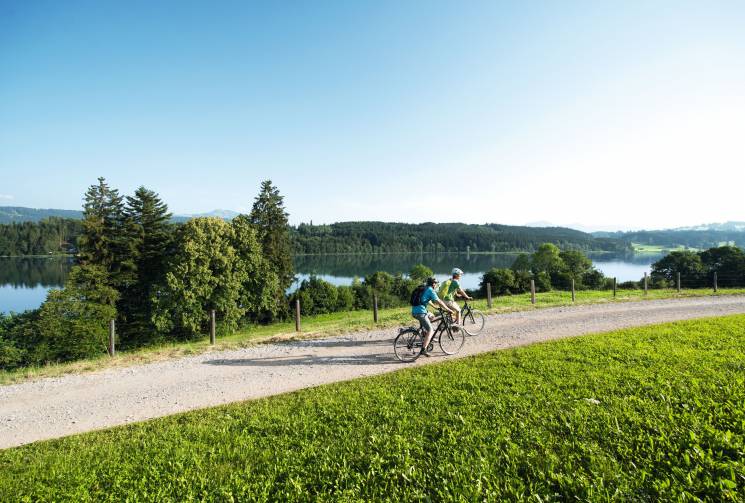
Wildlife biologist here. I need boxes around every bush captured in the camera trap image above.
[480,268,516,295]
[618,280,640,290]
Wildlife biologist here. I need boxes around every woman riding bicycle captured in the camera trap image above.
[412,276,455,356]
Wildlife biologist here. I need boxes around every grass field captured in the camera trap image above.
[3,287,745,385]
[1,315,744,501]
[631,243,696,253]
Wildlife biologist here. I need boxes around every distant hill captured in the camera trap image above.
[292,221,630,254]
[1,206,239,224]
[0,206,83,224]
[672,221,745,232]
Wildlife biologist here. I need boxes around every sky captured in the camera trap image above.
[1,1,744,231]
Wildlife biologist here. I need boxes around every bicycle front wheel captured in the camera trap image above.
[439,327,465,355]
[394,328,424,362]
[462,309,485,336]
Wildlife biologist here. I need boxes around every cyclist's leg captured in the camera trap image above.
[446,300,461,325]
[415,313,434,353]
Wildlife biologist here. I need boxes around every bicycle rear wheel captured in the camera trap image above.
[394,328,424,362]
[461,309,485,336]
[439,326,465,355]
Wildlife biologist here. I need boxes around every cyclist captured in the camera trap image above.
[412,276,455,356]
[438,267,473,325]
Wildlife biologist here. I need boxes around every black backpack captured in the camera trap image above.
[410,285,427,306]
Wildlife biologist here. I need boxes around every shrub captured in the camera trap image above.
[480,268,516,295]
[409,264,433,283]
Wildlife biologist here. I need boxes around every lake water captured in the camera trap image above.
[1,252,665,313]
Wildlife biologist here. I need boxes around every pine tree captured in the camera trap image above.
[248,180,294,291]
[120,186,173,341]
[78,177,131,286]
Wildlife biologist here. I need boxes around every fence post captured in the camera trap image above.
[486,282,493,309]
[108,319,115,357]
[210,309,216,345]
[571,279,575,302]
[644,272,648,295]
[677,272,681,293]
[713,272,718,292]
[530,279,536,305]
[613,277,617,298]
[295,299,301,332]
[373,293,379,323]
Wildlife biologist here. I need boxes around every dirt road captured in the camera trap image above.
[2,295,744,449]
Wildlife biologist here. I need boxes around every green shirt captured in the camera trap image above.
[438,278,460,301]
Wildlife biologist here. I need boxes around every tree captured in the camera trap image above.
[480,268,516,295]
[651,251,705,285]
[36,265,118,362]
[78,177,126,272]
[232,215,281,321]
[409,263,433,283]
[119,187,174,341]
[531,243,564,276]
[248,180,294,292]
[699,246,745,287]
[152,218,245,337]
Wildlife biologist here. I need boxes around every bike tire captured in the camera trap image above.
[439,326,465,355]
[394,328,424,362]
[461,309,485,336]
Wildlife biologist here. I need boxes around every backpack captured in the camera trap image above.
[410,285,428,306]
[438,279,453,299]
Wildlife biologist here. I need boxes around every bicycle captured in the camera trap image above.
[459,299,486,336]
[393,308,466,362]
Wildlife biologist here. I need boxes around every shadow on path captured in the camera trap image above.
[204,352,414,367]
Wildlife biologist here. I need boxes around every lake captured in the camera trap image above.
[1,252,665,314]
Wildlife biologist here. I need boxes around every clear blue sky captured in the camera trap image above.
[1,1,744,230]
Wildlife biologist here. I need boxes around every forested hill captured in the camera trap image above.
[292,222,630,254]
[0,207,83,224]
[596,229,745,249]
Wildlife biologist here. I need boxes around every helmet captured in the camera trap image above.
[451,268,463,276]
[426,276,438,286]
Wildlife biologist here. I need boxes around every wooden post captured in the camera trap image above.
[713,272,718,292]
[108,319,115,357]
[530,279,536,305]
[210,310,216,345]
[295,299,301,332]
[677,272,681,293]
[644,272,648,295]
[613,277,617,298]
[571,279,575,302]
[373,293,379,323]
[486,282,493,309]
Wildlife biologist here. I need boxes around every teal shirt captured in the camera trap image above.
[412,286,439,315]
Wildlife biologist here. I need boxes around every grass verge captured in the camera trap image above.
[2,288,745,385]
[1,315,744,500]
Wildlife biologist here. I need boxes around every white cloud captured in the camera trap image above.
[0,194,13,201]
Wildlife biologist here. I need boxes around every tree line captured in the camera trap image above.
[293,221,630,254]
[0,218,82,256]
[0,178,294,370]
[650,246,745,288]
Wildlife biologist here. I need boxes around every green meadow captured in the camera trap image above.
[1,315,743,501]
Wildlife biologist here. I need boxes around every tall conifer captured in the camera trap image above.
[248,180,294,291]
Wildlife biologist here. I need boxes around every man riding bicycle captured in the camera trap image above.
[412,276,456,356]
[438,268,473,325]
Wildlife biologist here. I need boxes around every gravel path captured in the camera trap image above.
[2,295,744,449]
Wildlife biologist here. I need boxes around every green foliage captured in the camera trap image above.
[152,218,245,337]
[289,276,340,316]
[480,268,516,295]
[77,177,126,272]
[293,221,630,254]
[2,316,744,500]
[408,263,433,283]
[36,265,118,362]
[651,251,706,284]
[231,216,281,321]
[118,186,174,344]
[0,218,82,256]
[249,180,294,292]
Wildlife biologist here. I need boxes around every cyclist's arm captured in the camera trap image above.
[456,288,473,300]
